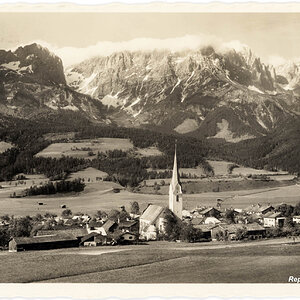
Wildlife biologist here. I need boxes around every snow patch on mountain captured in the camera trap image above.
[78,72,97,94]
[1,61,20,71]
[248,85,264,94]
[170,78,181,94]
[101,94,123,108]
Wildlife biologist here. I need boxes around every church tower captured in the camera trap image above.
[169,144,183,219]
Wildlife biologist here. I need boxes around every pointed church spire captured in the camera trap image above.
[171,141,180,187]
[169,141,183,219]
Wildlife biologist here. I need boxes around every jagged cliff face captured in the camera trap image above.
[66,46,300,142]
[1,42,299,142]
[0,43,108,122]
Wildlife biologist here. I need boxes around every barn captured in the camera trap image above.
[9,234,79,252]
[36,228,88,239]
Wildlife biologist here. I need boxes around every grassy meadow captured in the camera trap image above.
[35,137,162,159]
[0,239,299,283]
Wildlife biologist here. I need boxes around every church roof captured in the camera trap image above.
[140,205,165,224]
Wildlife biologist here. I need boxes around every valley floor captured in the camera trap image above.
[1,238,299,283]
[0,179,300,216]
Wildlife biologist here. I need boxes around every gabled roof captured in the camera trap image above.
[244,204,274,214]
[264,212,284,218]
[194,224,218,232]
[217,223,265,233]
[88,220,104,228]
[199,207,221,215]
[118,220,137,228]
[191,217,204,225]
[140,205,165,224]
[80,232,100,243]
[102,220,117,232]
[36,228,88,238]
[12,234,77,245]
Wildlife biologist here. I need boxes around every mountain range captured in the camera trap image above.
[1,42,300,144]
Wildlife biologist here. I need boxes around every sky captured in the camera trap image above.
[1,13,300,67]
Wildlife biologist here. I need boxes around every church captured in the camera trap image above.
[139,145,183,240]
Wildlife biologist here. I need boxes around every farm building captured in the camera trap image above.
[191,217,204,226]
[118,220,139,233]
[293,216,300,224]
[102,220,118,235]
[197,207,222,218]
[116,232,138,244]
[80,232,113,246]
[36,228,88,239]
[87,221,105,234]
[263,212,286,228]
[139,205,166,240]
[193,224,216,241]
[244,204,274,215]
[211,223,266,240]
[9,234,79,252]
[87,220,118,235]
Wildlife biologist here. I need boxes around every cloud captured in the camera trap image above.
[266,55,287,67]
[9,35,258,68]
[26,34,227,67]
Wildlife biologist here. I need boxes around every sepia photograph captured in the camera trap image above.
[0,2,300,287]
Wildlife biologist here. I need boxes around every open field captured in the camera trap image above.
[68,167,108,181]
[140,178,294,195]
[1,239,300,283]
[35,138,135,159]
[207,160,289,176]
[0,179,300,216]
[35,137,162,159]
[0,141,13,153]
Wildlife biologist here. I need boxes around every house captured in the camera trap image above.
[118,220,138,233]
[204,217,221,225]
[293,216,300,224]
[193,224,217,241]
[263,212,286,228]
[139,205,166,240]
[182,210,191,218]
[80,232,113,246]
[245,223,267,239]
[9,234,79,252]
[191,217,204,226]
[86,220,105,234]
[198,207,221,218]
[115,232,138,244]
[102,220,118,235]
[245,204,274,215]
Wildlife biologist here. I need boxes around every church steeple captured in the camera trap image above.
[169,142,183,219]
[171,143,181,188]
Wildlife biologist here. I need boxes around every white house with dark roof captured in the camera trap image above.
[263,212,286,228]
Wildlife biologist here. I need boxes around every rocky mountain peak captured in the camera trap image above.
[0,43,66,85]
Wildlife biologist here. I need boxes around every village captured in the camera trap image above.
[3,147,300,252]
